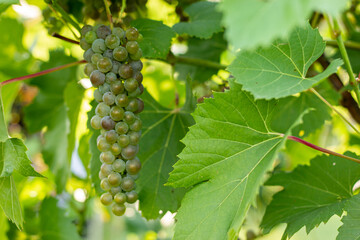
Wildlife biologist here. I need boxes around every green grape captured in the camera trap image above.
[96,25,111,39]
[112,27,125,39]
[92,38,106,53]
[137,33,144,42]
[124,78,138,92]
[118,134,130,147]
[129,49,142,61]
[121,176,135,192]
[126,41,139,54]
[93,89,103,103]
[110,106,125,121]
[105,34,120,49]
[133,72,143,84]
[101,116,116,130]
[101,163,113,176]
[99,171,106,180]
[80,38,91,50]
[129,60,143,72]
[95,102,110,117]
[112,203,126,216]
[126,27,139,41]
[108,172,122,186]
[83,48,94,63]
[114,192,127,204]
[100,178,111,191]
[111,61,121,74]
[90,115,102,129]
[134,99,144,114]
[110,186,122,195]
[91,53,103,65]
[105,130,118,143]
[115,94,129,107]
[119,64,133,79]
[110,142,122,155]
[105,72,117,84]
[100,151,115,164]
[125,98,139,112]
[124,111,136,124]
[125,157,141,175]
[100,192,113,205]
[130,119,142,131]
[103,49,113,60]
[115,122,129,135]
[110,81,124,95]
[128,87,141,98]
[85,30,97,44]
[90,70,105,87]
[128,131,141,145]
[113,46,128,62]
[112,159,126,173]
[121,145,138,160]
[103,92,115,105]
[81,25,93,37]
[99,83,111,94]
[97,137,111,152]
[126,191,138,203]
[97,57,113,73]
[84,63,96,77]
[127,173,139,180]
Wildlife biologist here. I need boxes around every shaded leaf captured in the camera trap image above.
[0,177,22,229]
[0,0,19,13]
[337,194,360,240]
[228,23,343,99]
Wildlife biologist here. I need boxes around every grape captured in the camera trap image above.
[119,64,133,79]
[134,99,144,114]
[121,145,138,160]
[90,70,105,87]
[103,92,115,105]
[100,178,111,191]
[80,38,91,50]
[114,192,127,204]
[124,78,138,92]
[126,27,139,41]
[124,111,136,124]
[97,57,113,73]
[108,172,122,186]
[100,192,113,205]
[128,131,141,145]
[121,176,135,192]
[118,134,130,148]
[112,204,126,216]
[95,102,110,117]
[105,72,117,84]
[112,27,125,39]
[129,60,143,72]
[85,31,97,44]
[81,25,93,37]
[105,34,120,49]
[110,186,122,195]
[83,48,94,63]
[101,163,113,176]
[111,81,125,95]
[97,137,111,152]
[103,49,113,60]
[96,25,111,39]
[126,157,141,175]
[110,143,122,155]
[112,159,126,173]
[105,130,118,143]
[111,61,121,74]
[94,89,103,103]
[92,39,106,53]
[126,98,139,112]
[84,63,96,77]
[100,151,115,164]
[115,122,129,135]
[99,171,106,180]
[91,115,102,129]
[129,49,142,61]
[133,72,143,84]
[110,106,125,121]
[128,88,141,98]
[99,83,111,94]
[130,119,142,131]
[91,53,103,65]
[113,46,128,62]
[115,94,129,107]
[126,41,139,55]
[126,191,138,203]
[101,116,116,130]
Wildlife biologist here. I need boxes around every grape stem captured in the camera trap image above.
[1,60,86,86]
[103,0,113,30]
[52,33,80,44]
[284,135,360,163]
[326,40,360,51]
[120,0,126,21]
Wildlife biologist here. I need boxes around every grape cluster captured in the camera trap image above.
[80,24,144,216]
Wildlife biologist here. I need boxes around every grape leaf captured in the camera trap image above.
[219,0,349,50]
[261,152,360,239]
[167,80,303,240]
[0,1,19,14]
[0,177,22,229]
[132,19,176,59]
[173,1,223,39]
[175,33,227,82]
[0,138,42,178]
[228,23,343,99]
[39,197,81,240]
[0,210,9,240]
[337,194,360,240]
[137,90,194,219]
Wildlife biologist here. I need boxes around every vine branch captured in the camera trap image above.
[326,40,360,51]
[103,0,113,30]
[52,33,80,44]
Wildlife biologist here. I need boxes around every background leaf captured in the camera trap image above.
[0,1,19,15]
[337,194,360,240]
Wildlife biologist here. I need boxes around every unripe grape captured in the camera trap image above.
[110,186,122,195]
[95,102,110,117]
[127,173,139,180]
[105,34,120,49]
[130,119,142,131]
[128,88,141,98]
[112,203,126,216]
[83,48,94,62]
[126,191,138,203]
[126,98,139,112]
[121,145,138,160]
[105,130,118,143]
[84,63,96,76]
[111,61,121,74]
[119,64,133,79]
[100,151,115,164]
[114,192,126,204]
[112,159,126,173]
[97,57,113,73]
[112,27,125,39]
[118,134,130,147]
[126,27,139,41]
[129,60,143,72]
[126,157,141,175]
[115,94,129,107]
[134,99,144,114]
[121,176,135,192]
[90,70,105,87]
[99,83,111,94]
[91,115,102,129]
[97,137,111,152]
[124,111,136,124]
[110,81,124,95]
[100,163,113,176]
[85,30,97,44]
[115,122,129,135]
[137,33,143,42]
[128,131,141,145]
[81,25,93,37]
[92,38,106,53]
[105,72,117,84]
[99,171,106,180]
[113,46,128,62]
[129,49,142,61]
[124,78,138,92]
[103,49,113,60]
[96,25,111,39]
[101,116,116,130]
[91,53,102,65]
[100,192,113,205]
[110,106,125,121]
[133,72,143,84]
[100,178,111,191]
[108,172,122,186]
[110,142,122,155]
[80,38,91,50]
[103,92,115,105]
[126,41,139,54]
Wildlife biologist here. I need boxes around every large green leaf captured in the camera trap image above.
[132,19,176,59]
[137,90,194,219]
[0,0,19,13]
[39,197,81,240]
[337,194,360,240]
[175,33,227,82]
[0,211,9,240]
[0,177,22,229]
[219,0,349,50]
[261,153,360,239]
[173,1,223,39]
[167,81,303,240]
[228,23,343,99]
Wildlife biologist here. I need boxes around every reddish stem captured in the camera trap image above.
[1,60,86,86]
[52,33,80,44]
[287,135,360,163]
